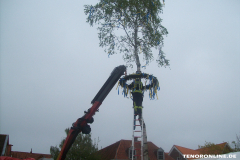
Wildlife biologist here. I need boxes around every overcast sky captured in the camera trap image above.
[1,0,240,155]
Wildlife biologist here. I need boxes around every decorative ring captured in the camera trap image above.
[117,72,160,100]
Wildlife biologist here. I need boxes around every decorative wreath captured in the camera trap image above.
[116,72,160,100]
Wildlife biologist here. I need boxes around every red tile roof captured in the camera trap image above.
[196,142,230,154]
[11,151,51,160]
[0,156,35,160]
[169,142,230,160]
[172,145,201,160]
[98,140,121,159]
[98,139,174,160]
[175,145,200,155]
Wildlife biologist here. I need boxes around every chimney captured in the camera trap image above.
[7,144,13,156]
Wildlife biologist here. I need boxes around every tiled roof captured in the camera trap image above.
[174,145,200,155]
[148,142,174,160]
[0,156,35,160]
[195,142,229,154]
[113,139,130,159]
[98,140,121,159]
[195,142,226,151]
[172,145,200,160]
[98,139,174,160]
[11,151,51,160]
[164,153,175,160]
[170,142,230,160]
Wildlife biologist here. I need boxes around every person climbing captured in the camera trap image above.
[128,77,144,130]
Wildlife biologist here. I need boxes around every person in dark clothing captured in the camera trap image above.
[128,78,144,129]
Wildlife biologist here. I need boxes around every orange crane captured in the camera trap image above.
[56,65,126,160]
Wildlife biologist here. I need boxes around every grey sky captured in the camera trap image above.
[1,0,240,155]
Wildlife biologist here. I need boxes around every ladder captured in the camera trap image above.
[131,108,144,160]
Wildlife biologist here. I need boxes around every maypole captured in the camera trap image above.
[118,72,160,160]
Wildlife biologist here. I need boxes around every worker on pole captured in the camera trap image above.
[128,77,144,129]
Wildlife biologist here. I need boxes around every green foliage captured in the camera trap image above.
[84,0,169,70]
[50,128,101,160]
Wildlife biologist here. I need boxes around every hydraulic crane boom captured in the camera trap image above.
[57,65,126,160]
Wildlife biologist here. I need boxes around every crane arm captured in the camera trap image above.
[57,65,126,160]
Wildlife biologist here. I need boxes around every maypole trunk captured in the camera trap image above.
[134,19,141,72]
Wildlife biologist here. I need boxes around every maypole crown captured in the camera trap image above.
[117,72,160,100]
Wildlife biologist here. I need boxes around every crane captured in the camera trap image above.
[56,65,126,160]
